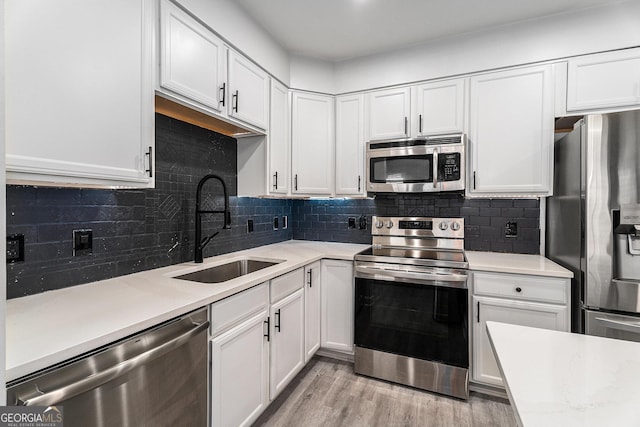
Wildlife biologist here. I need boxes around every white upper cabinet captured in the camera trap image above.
[158,0,268,132]
[567,48,640,113]
[469,64,554,196]
[5,0,154,188]
[366,87,411,141]
[228,51,270,130]
[291,92,335,195]
[413,79,465,136]
[160,0,226,113]
[335,94,365,196]
[268,80,290,195]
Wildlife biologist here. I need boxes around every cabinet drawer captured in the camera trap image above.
[210,282,268,336]
[271,268,304,303]
[473,272,568,304]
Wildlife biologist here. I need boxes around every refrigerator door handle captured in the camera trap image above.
[594,316,640,335]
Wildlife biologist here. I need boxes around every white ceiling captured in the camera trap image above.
[234,0,625,61]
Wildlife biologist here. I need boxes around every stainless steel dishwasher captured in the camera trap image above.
[7,308,209,427]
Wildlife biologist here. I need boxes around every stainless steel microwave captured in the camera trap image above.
[366,134,466,193]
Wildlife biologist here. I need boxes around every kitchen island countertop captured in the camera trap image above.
[487,321,640,427]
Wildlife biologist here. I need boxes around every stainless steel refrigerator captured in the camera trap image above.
[547,110,640,340]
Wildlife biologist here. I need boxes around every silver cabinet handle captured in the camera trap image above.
[273,171,278,190]
[232,90,239,112]
[419,114,423,133]
[358,175,361,192]
[294,174,298,191]
[307,269,313,287]
[19,320,209,406]
[404,117,408,136]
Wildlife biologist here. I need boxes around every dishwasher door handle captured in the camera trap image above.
[20,320,210,407]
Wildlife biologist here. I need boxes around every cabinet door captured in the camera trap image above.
[269,80,290,194]
[5,0,154,188]
[469,65,554,196]
[320,260,354,353]
[472,296,568,387]
[335,94,365,196]
[567,49,640,112]
[228,50,270,130]
[270,288,305,399]
[414,79,465,136]
[211,311,269,427]
[304,262,321,362]
[366,87,411,141]
[160,0,226,113]
[291,92,335,195]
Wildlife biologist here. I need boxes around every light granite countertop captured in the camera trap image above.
[6,241,571,383]
[487,321,640,427]
[466,251,573,278]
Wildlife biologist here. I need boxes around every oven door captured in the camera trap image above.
[354,265,468,368]
[366,143,437,193]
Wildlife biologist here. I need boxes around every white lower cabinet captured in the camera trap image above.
[471,271,570,388]
[320,260,354,354]
[210,311,269,427]
[209,260,354,423]
[209,283,269,427]
[270,288,305,399]
[304,262,321,362]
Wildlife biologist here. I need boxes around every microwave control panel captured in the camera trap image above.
[438,153,461,181]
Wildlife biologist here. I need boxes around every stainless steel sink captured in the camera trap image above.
[174,258,283,283]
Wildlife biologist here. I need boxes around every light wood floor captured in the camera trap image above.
[253,357,516,427]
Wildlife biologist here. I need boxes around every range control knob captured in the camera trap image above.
[450,222,461,231]
[386,220,394,229]
[439,221,449,231]
[375,220,384,228]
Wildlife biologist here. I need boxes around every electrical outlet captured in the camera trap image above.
[6,234,25,263]
[247,219,254,233]
[359,216,368,230]
[282,216,288,229]
[348,217,357,229]
[505,221,518,238]
[273,217,279,230]
[73,229,93,256]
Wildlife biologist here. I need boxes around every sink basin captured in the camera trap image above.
[174,258,283,283]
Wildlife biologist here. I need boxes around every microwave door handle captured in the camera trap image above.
[432,150,438,189]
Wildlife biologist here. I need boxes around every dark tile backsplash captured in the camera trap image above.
[6,114,292,299]
[292,193,540,254]
[6,115,540,299]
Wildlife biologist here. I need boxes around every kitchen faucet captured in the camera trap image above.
[194,174,231,263]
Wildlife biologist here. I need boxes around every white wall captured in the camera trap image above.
[177,0,291,85]
[334,0,640,93]
[1,0,7,405]
[289,55,335,94]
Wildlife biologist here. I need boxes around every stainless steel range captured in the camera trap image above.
[354,216,469,399]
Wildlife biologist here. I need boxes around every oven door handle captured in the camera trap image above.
[355,265,467,289]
